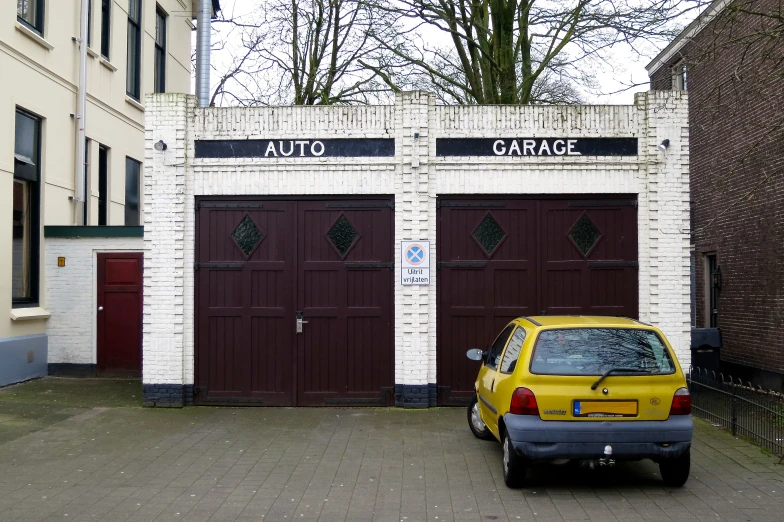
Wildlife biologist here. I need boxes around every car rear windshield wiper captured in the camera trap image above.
[591,368,651,390]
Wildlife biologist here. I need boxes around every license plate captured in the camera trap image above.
[573,400,638,417]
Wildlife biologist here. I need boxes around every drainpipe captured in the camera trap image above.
[74,0,90,225]
[195,0,212,108]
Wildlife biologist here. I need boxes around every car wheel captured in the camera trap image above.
[467,395,494,440]
[659,449,690,487]
[502,430,527,488]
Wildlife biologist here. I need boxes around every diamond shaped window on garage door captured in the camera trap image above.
[472,212,507,257]
[569,213,601,257]
[327,214,360,258]
[232,215,264,257]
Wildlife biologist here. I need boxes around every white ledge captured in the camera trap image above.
[100,57,117,72]
[125,96,145,111]
[15,21,54,50]
[10,307,51,321]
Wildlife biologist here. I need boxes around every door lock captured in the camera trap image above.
[296,311,308,334]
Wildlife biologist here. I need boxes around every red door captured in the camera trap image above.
[97,253,143,376]
[436,196,638,405]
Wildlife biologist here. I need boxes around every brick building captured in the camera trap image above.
[647,0,784,389]
[136,90,691,407]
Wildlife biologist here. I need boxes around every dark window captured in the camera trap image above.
[126,0,142,100]
[327,215,360,257]
[83,138,90,225]
[472,213,506,256]
[499,327,526,374]
[706,254,718,328]
[485,324,515,370]
[98,145,108,225]
[232,216,264,256]
[675,63,688,91]
[13,109,42,305]
[154,7,167,93]
[125,157,141,225]
[87,0,93,46]
[569,213,601,256]
[17,0,45,34]
[530,328,675,376]
[101,0,111,59]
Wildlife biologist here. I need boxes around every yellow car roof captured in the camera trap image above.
[518,316,647,328]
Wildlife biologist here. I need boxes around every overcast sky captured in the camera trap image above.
[209,0,694,106]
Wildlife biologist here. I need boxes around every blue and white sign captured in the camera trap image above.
[401,240,430,286]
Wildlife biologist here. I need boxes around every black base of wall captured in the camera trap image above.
[395,384,437,408]
[142,384,194,407]
[48,364,97,378]
[720,361,784,392]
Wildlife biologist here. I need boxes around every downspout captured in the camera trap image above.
[74,0,90,225]
[196,0,212,108]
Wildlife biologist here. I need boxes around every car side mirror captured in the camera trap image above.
[466,348,484,361]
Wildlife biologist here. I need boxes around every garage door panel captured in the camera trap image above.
[297,200,394,406]
[196,202,297,405]
[300,317,339,394]
[439,315,486,401]
[347,270,382,308]
[449,270,486,306]
[437,197,637,405]
[304,270,339,308]
[493,269,534,308]
[249,317,292,401]
[206,316,245,396]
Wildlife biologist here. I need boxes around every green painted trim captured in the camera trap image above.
[44,226,144,238]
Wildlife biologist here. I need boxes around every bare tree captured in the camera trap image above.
[207,0,403,106]
[372,0,706,104]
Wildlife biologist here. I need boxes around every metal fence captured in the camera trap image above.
[689,366,784,462]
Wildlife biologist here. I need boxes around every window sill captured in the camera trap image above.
[15,21,54,50]
[125,96,145,112]
[10,307,51,321]
[87,46,99,58]
[100,57,117,72]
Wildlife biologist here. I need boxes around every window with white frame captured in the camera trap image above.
[17,0,45,34]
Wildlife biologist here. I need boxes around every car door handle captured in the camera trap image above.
[490,379,495,392]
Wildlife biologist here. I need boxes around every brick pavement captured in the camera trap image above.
[1,378,783,521]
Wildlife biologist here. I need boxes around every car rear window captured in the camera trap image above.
[530,328,675,376]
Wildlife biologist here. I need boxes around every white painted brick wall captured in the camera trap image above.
[45,237,144,364]
[143,90,690,388]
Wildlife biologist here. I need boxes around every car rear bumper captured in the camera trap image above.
[504,414,693,461]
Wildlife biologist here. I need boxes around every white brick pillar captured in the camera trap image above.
[638,90,692,366]
[394,91,436,407]
[142,93,191,406]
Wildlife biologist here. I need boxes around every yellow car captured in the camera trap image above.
[466,316,693,488]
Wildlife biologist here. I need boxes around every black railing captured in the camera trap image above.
[689,366,784,463]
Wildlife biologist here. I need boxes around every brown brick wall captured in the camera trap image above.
[650,0,784,376]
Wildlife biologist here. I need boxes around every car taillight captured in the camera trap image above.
[669,388,692,415]
[510,387,539,416]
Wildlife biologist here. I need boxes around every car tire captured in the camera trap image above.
[467,395,494,440]
[502,429,527,488]
[659,449,690,487]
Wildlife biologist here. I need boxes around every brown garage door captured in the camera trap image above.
[436,196,638,405]
[195,198,394,406]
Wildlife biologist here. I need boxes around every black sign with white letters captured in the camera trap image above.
[436,138,637,157]
[195,138,395,158]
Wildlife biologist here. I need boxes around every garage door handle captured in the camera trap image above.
[296,312,308,334]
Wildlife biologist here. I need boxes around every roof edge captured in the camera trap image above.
[645,0,732,74]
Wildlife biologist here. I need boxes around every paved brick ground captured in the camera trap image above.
[1,378,784,521]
